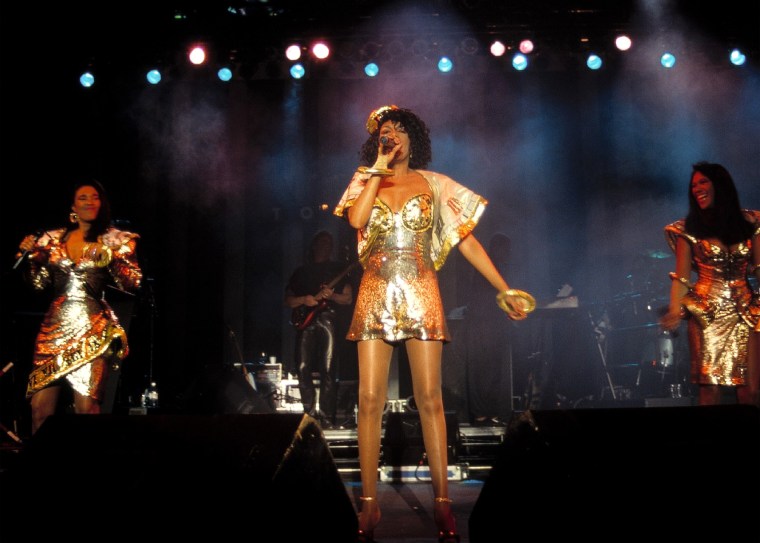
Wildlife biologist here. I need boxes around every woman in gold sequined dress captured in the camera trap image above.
[16,180,142,434]
[334,106,531,543]
[660,162,760,406]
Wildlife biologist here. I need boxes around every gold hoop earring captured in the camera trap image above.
[69,212,79,224]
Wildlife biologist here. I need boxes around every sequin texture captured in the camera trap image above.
[24,227,142,398]
[348,194,448,342]
[665,213,760,385]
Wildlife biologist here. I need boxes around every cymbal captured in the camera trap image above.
[609,322,661,332]
[642,249,672,259]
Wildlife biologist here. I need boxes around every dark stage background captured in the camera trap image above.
[1,1,758,435]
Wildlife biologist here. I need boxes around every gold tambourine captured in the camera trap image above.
[496,289,536,314]
[366,105,398,134]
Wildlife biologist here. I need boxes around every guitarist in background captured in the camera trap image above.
[285,230,353,428]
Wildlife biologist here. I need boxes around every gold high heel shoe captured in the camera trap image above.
[357,496,380,543]
[434,497,460,543]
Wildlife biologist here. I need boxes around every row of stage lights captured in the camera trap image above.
[78,36,750,88]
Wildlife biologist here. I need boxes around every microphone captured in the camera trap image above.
[13,230,43,270]
[380,136,395,150]
[0,362,13,379]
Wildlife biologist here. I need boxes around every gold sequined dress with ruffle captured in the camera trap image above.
[23,227,143,399]
[664,210,760,385]
[334,170,487,343]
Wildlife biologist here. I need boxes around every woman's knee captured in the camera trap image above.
[358,389,386,414]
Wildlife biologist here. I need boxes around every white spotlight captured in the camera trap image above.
[615,35,632,51]
[189,46,206,65]
[311,42,330,60]
[285,44,302,61]
[490,41,506,57]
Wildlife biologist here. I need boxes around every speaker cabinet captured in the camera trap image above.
[0,414,357,543]
[469,405,760,543]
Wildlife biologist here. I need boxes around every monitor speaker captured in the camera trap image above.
[469,405,760,543]
[0,413,357,543]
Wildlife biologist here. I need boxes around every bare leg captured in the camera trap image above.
[356,339,393,534]
[406,339,457,536]
[73,392,102,415]
[30,386,61,435]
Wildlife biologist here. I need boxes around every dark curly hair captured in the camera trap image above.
[684,161,753,246]
[359,107,432,169]
[65,179,113,242]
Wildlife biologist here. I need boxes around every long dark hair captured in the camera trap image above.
[684,162,753,245]
[359,107,432,169]
[66,179,112,242]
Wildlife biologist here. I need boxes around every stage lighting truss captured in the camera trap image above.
[73,25,755,87]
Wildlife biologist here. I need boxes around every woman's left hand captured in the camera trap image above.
[496,291,529,321]
[659,309,682,331]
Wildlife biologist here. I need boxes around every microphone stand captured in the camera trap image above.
[227,325,256,392]
[142,278,158,403]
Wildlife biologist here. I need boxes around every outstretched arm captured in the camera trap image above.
[457,234,527,320]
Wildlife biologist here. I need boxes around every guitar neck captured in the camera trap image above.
[322,261,359,291]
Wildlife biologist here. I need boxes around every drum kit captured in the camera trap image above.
[591,249,689,401]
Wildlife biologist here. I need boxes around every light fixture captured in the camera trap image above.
[615,35,632,51]
[512,53,528,71]
[729,48,746,66]
[437,56,453,72]
[290,63,306,79]
[490,41,506,57]
[79,71,95,88]
[519,39,534,54]
[285,44,302,61]
[586,54,603,70]
[660,52,676,69]
[146,69,162,85]
[460,37,479,56]
[217,67,233,81]
[189,45,207,65]
[311,42,330,60]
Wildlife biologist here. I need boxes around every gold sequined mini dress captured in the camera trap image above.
[23,227,143,399]
[335,169,488,344]
[665,211,760,385]
[348,193,447,342]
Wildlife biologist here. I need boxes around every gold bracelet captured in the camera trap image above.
[668,272,693,289]
[496,289,537,313]
[357,166,394,177]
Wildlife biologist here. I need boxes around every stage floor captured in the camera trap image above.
[341,473,485,543]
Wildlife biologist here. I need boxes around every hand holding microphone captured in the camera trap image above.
[13,231,44,270]
[380,135,397,151]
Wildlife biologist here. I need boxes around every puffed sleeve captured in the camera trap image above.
[102,228,143,293]
[663,219,693,252]
[333,171,371,219]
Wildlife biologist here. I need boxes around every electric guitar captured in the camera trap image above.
[290,261,360,331]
